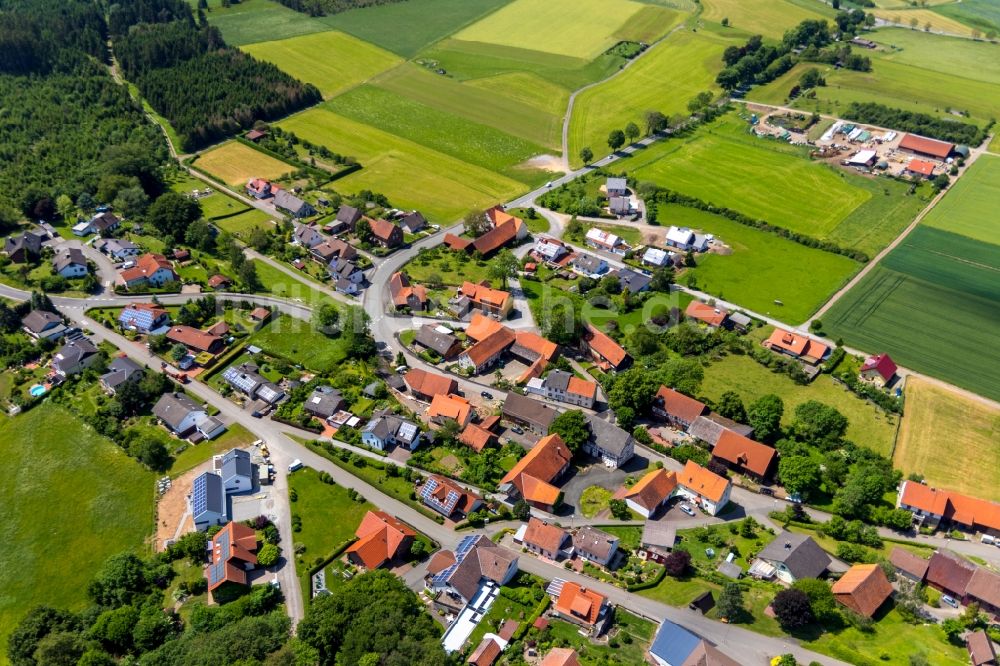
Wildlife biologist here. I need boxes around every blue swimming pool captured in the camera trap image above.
[29,384,47,397]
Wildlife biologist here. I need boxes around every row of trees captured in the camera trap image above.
[272,0,406,17]
[842,101,989,146]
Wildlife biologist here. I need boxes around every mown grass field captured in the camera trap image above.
[894,376,1000,501]
[823,231,1000,402]
[614,4,684,43]
[568,29,734,167]
[872,28,1000,86]
[278,107,527,220]
[374,63,563,150]
[196,141,296,186]
[752,56,1000,130]
[921,154,1000,243]
[320,0,509,57]
[0,406,155,659]
[934,0,1000,33]
[872,8,970,34]
[326,85,545,179]
[825,176,933,257]
[700,0,833,38]
[700,351,899,456]
[454,0,648,60]
[251,314,348,373]
[214,207,276,237]
[201,0,330,46]
[621,113,872,238]
[661,204,859,324]
[242,30,402,98]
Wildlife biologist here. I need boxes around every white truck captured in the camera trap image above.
[288,459,303,472]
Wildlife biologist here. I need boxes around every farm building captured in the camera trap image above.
[710,430,776,482]
[898,133,954,160]
[763,329,829,365]
[845,149,877,168]
[832,564,893,618]
[498,433,572,511]
[605,177,628,197]
[905,159,936,179]
[897,480,1000,536]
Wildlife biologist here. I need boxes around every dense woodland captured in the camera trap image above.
[273,0,406,18]
[0,0,167,217]
[112,0,321,151]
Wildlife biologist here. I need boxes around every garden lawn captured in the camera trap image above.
[373,63,563,151]
[921,155,1000,244]
[195,141,296,187]
[242,31,402,98]
[568,29,735,167]
[822,231,1000,402]
[620,113,872,239]
[546,617,650,664]
[752,59,1000,129]
[579,486,613,518]
[325,86,545,179]
[454,0,647,60]
[403,247,492,286]
[214,208,276,237]
[278,107,527,221]
[806,607,967,666]
[660,204,859,324]
[252,259,340,308]
[893,376,1000,501]
[700,0,834,38]
[168,423,258,477]
[249,314,348,374]
[201,0,329,46]
[700,352,898,456]
[318,0,509,58]
[0,406,155,659]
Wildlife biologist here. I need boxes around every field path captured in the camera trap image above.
[560,22,689,170]
[806,141,989,326]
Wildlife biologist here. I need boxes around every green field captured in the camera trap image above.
[701,351,899,456]
[700,0,833,38]
[202,0,330,46]
[752,57,1000,129]
[921,154,1000,243]
[824,229,1000,402]
[278,107,527,220]
[250,313,349,373]
[662,205,859,324]
[320,0,510,57]
[243,31,402,98]
[620,113,872,239]
[614,4,684,42]
[568,29,735,166]
[0,406,155,659]
[934,0,1000,33]
[454,0,648,60]
[374,63,564,150]
[214,207,276,237]
[326,85,546,180]
[871,7,972,35]
[195,141,297,187]
[872,28,1000,86]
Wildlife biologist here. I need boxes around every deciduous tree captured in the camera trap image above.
[548,410,590,454]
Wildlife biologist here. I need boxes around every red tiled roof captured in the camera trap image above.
[685,301,728,327]
[540,648,580,666]
[165,325,221,353]
[624,468,678,513]
[498,618,519,641]
[466,313,505,342]
[462,326,515,368]
[389,271,428,308]
[207,274,231,288]
[428,393,472,424]
[459,423,495,452]
[369,218,399,242]
[346,510,415,569]
[523,517,568,553]
[468,637,502,666]
[404,368,457,398]
[899,133,954,159]
[472,216,520,255]
[899,481,1000,533]
[567,376,597,400]
[427,549,456,575]
[583,324,628,368]
[832,564,893,618]
[889,547,929,580]
[655,386,708,423]
[514,331,558,361]
[679,460,730,504]
[861,353,897,382]
[423,474,481,516]
[250,307,271,321]
[444,233,472,251]
[712,430,776,477]
[765,328,829,363]
[967,630,998,666]
[500,434,571,505]
[966,568,1000,611]
[459,281,511,311]
[554,582,605,626]
[906,159,935,176]
[926,550,977,596]
[207,522,257,591]
[119,253,176,284]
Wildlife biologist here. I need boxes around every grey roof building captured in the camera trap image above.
[303,386,345,419]
[52,247,88,276]
[609,196,631,216]
[4,229,45,262]
[606,177,627,194]
[153,392,205,434]
[611,268,650,294]
[220,449,253,493]
[222,363,285,404]
[582,412,634,468]
[502,393,560,434]
[573,526,619,567]
[191,471,226,531]
[274,190,316,218]
[399,211,427,233]
[293,223,324,248]
[361,408,421,451]
[100,357,144,394]
[414,324,462,359]
[52,338,100,377]
[688,413,755,446]
[336,204,362,228]
[22,309,66,340]
[756,532,832,583]
[570,253,608,277]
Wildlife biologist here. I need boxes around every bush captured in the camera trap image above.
[257,543,280,568]
[663,550,691,577]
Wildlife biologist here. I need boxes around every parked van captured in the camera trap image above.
[941,595,959,608]
[288,459,303,472]
[982,535,996,545]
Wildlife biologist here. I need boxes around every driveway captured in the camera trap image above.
[559,453,654,516]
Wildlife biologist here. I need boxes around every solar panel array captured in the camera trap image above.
[396,421,418,443]
[192,473,209,516]
[207,528,231,587]
[420,477,461,516]
[119,308,154,331]
[223,367,259,394]
[430,535,478,588]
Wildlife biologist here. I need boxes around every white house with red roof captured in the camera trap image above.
[860,353,897,387]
